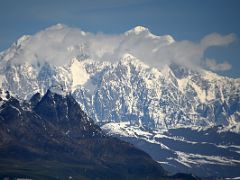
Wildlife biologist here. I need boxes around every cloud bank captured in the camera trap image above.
[7,24,237,72]
[200,33,236,48]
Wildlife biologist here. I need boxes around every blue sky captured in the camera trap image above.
[0,0,239,77]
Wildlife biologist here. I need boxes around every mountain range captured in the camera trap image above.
[0,24,239,130]
[0,24,239,178]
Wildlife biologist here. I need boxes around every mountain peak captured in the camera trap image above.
[132,26,149,33]
[122,53,136,60]
[125,26,150,35]
[120,53,149,68]
[15,35,31,46]
[124,26,174,43]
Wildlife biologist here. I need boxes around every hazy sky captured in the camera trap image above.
[0,0,239,77]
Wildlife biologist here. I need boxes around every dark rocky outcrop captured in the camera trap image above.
[0,90,176,179]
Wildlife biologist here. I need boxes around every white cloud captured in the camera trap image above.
[7,24,236,72]
[200,33,236,48]
[205,58,232,71]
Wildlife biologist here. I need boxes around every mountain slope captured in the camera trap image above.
[0,90,173,179]
[0,49,239,130]
[102,122,240,178]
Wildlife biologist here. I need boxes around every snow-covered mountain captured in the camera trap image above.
[0,24,239,130]
[0,24,240,178]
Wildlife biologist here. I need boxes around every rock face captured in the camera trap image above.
[33,89,103,138]
[0,90,171,179]
[0,53,239,130]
